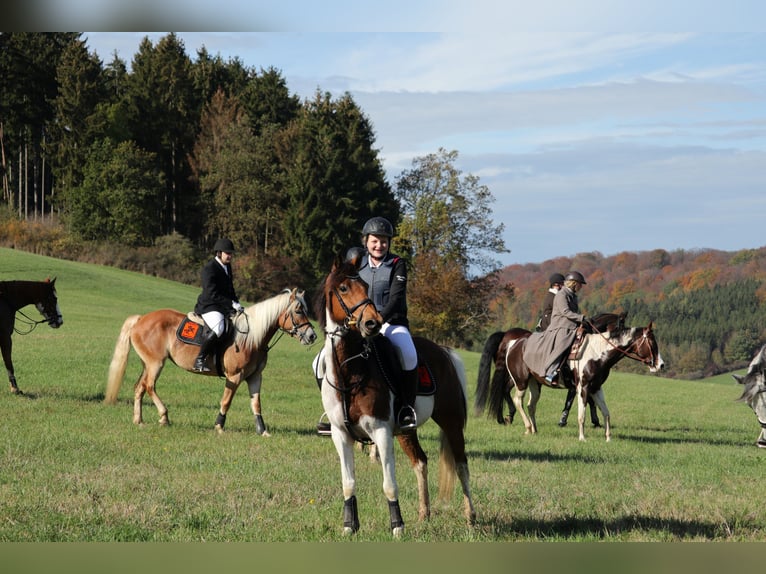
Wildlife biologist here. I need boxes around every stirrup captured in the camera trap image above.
[193,357,211,373]
[397,406,417,430]
[316,412,332,436]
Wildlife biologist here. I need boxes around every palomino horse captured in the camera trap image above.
[733,344,766,448]
[475,314,664,441]
[104,288,316,434]
[475,314,623,426]
[0,278,63,394]
[316,256,475,537]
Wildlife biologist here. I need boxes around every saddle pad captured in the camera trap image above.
[416,362,436,396]
[176,317,205,346]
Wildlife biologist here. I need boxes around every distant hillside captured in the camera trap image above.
[490,246,766,379]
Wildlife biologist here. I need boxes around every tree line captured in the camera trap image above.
[493,247,766,378]
[0,32,508,346]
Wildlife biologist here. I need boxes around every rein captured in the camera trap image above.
[13,309,49,335]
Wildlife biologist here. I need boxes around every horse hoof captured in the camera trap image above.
[215,425,225,435]
[392,525,404,538]
[343,527,356,536]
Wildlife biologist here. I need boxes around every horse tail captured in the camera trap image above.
[438,431,458,503]
[104,315,141,404]
[437,348,468,503]
[474,331,505,416]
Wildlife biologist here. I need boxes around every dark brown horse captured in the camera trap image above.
[475,313,664,441]
[104,288,316,434]
[0,278,63,394]
[316,256,475,537]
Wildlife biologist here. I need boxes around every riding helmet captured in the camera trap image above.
[361,216,394,238]
[549,273,565,286]
[213,238,236,253]
[565,271,587,284]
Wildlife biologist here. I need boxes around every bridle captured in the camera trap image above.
[329,275,376,334]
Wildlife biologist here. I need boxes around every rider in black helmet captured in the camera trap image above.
[193,238,242,373]
[537,272,565,332]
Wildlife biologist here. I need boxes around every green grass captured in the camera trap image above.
[0,247,764,541]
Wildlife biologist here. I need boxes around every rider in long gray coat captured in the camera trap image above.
[522,271,587,384]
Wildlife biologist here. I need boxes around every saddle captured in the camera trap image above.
[370,337,436,397]
[568,325,588,361]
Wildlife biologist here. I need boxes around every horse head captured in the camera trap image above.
[278,288,317,345]
[631,322,664,373]
[318,254,382,338]
[36,277,63,329]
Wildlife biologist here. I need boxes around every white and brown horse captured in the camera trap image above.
[476,314,664,441]
[733,344,766,448]
[104,288,316,434]
[0,278,63,394]
[316,256,475,537]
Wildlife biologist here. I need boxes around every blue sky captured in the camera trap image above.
[75,3,766,267]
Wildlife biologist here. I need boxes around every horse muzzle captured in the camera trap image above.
[359,318,381,338]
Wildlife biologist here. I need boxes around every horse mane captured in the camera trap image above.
[589,312,627,334]
[234,289,293,349]
[737,344,766,403]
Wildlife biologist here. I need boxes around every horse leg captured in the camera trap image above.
[142,362,169,426]
[527,381,540,434]
[246,374,269,436]
[0,333,20,394]
[371,426,404,537]
[214,379,240,434]
[132,368,147,425]
[330,426,359,535]
[589,388,611,441]
[576,387,587,441]
[396,432,430,522]
[512,384,534,434]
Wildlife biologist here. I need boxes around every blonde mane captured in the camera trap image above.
[233,290,293,350]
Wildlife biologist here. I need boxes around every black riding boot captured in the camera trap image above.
[397,368,418,431]
[193,330,218,373]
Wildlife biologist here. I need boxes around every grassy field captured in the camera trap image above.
[0,247,764,542]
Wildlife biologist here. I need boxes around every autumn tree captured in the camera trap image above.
[394,148,509,344]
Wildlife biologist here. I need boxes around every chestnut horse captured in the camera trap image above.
[0,278,63,394]
[475,314,664,441]
[104,288,316,434]
[316,256,475,537]
[733,343,766,448]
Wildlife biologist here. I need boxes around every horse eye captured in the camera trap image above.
[339,284,348,293]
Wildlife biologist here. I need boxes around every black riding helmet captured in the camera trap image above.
[549,273,565,286]
[213,238,236,253]
[361,216,393,238]
[565,271,587,284]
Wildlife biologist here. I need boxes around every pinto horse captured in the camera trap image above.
[475,313,664,441]
[0,278,63,394]
[316,256,475,537]
[475,314,623,426]
[104,288,316,434]
[733,344,766,448]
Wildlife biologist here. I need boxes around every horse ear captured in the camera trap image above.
[733,374,745,384]
[647,321,653,331]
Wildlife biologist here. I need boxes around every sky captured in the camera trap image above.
[27,1,766,267]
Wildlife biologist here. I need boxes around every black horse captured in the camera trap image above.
[0,279,63,394]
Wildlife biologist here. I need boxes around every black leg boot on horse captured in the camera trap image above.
[397,368,418,431]
[193,329,219,373]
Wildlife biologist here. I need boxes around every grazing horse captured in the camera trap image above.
[316,256,475,537]
[104,288,316,434]
[733,344,766,448]
[0,278,63,394]
[476,314,664,441]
